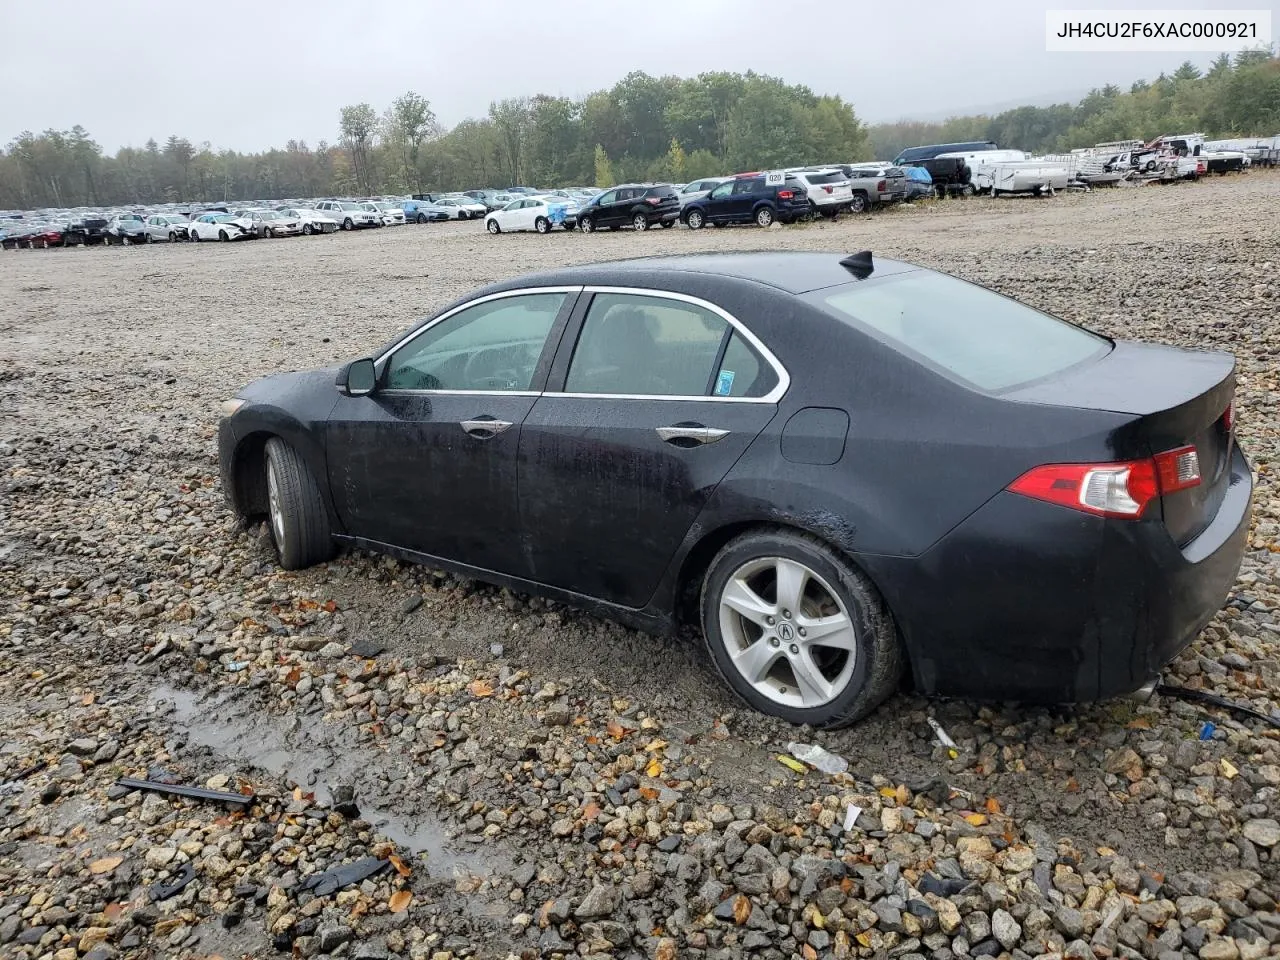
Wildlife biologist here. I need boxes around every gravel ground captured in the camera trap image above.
[2,173,1279,960]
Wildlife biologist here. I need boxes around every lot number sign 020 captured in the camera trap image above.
[764,171,786,186]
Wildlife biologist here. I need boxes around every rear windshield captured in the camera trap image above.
[815,272,1109,391]
[806,171,846,185]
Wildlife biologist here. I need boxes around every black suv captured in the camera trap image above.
[681,173,810,229]
[576,184,679,232]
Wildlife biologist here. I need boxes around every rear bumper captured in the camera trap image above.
[869,442,1253,703]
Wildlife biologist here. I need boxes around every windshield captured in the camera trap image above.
[814,272,1109,392]
[213,215,240,223]
[339,202,361,211]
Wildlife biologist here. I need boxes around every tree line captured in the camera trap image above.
[1,53,1276,210]
[869,51,1279,161]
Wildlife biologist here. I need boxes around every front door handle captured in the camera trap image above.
[460,417,513,438]
[656,424,729,446]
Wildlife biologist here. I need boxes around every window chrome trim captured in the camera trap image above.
[371,284,790,403]
[560,286,790,404]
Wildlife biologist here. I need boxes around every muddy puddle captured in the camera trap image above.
[149,683,508,890]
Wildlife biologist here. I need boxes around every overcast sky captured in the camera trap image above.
[2,0,1275,152]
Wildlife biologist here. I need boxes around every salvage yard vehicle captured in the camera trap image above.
[234,209,302,238]
[103,213,148,244]
[402,198,452,223]
[787,168,854,218]
[216,251,1253,727]
[188,212,256,241]
[371,201,407,225]
[681,173,810,229]
[275,207,340,234]
[485,195,579,234]
[576,183,680,232]
[144,213,191,242]
[314,200,381,230]
[432,196,487,220]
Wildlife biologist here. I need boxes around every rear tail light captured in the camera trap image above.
[877,180,887,191]
[1222,403,1233,432]
[822,186,833,194]
[1008,445,1202,519]
[644,197,661,206]
[777,190,794,199]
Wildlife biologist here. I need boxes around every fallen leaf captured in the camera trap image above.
[322,600,337,613]
[638,786,660,801]
[985,797,1002,815]
[732,894,751,925]
[82,692,95,706]
[645,758,663,778]
[1065,777,1080,793]
[964,813,988,827]
[605,718,629,741]
[878,786,897,799]
[468,679,494,698]
[389,890,412,913]
[103,902,124,922]
[389,854,411,877]
[584,735,600,745]
[582,802,601,821]
[89,856,123,875]
[285,667,301,686]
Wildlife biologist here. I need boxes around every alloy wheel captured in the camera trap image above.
[633,214,648,231]
[267,459,286,545]
[717,556,857,709]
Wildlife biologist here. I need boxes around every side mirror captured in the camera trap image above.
[338,358,377,397]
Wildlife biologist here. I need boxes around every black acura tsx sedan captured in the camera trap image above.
[218,251,1251,727]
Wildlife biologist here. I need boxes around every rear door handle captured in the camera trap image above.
[460,417,513,438]
[656,424,729,446]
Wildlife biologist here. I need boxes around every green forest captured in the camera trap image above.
[2,52,1277,210]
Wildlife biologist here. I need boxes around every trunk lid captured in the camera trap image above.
[1006,341,1236,544]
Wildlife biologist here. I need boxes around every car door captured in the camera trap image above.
[704,181,735,223]
[325,289,578,575]
[729,177,763,220]
[512,199,536,231]
[517,289,784,607]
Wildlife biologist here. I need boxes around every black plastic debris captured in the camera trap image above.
[149,862,196,901]
[918,872,972,897]
[1157,683,1280,729]
[302,857,390,897]
[115,776,254,806]
[331,784,360,819]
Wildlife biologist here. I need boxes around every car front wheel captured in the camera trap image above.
[686,209,705,230]
[579,216,595,233]
[264,437,335,570]
[487,219,501,234]
[701,529,902,727]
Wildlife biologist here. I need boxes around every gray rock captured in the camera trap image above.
[992,909,1022,950]
[1055,907,1086,939]
[1240,819,1279,848]
[317,923,353,952]
[92,739,120,763]
[575,884,621,919]
[876,902,906,934]
[67,737,98,756]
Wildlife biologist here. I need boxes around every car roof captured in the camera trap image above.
[486,251,920,296]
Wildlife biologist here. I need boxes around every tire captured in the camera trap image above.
[103,234,112,246]
[145,233,154,243]
[168,231,177,242]
[264,227,274,238]
[661,219,674,227]
[487,219,501,234]
[701,529,903,728]
[218,230,229,241]
[534,216,549,234]
[754,206,775,228]
[416,214,427,224]
[849,192,869,213]
[579,216,595,233]
[190,231,199,243]
[343,218,354,231]
[632,213,649,231]
[686,209,705,230]
[264,438,335,571]
[302,223,313,235]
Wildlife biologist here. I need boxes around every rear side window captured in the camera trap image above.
[715,332,779,398]
[816,273,1108,392]
[732,178,762,196]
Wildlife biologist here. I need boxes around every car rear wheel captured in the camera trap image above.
[416,214,427,224]
[264,437,335,571]
[702,529,903,728]
[686,210,705,230]
[849,192,869,213]
[632,213,649,231]
[579,216,595,233]
[342,218,353,230]
[534,216,550,233]
[168,231,177,241]
[755,206,775,228]
[487,219,501,234]
[661,219,674,227]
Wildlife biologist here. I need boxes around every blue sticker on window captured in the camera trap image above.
[714,370,735,396]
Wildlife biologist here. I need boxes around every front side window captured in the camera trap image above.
[709,182,733,199]
[565,293,730,397]
[815,273,1109,392]
[385,293,567,392]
